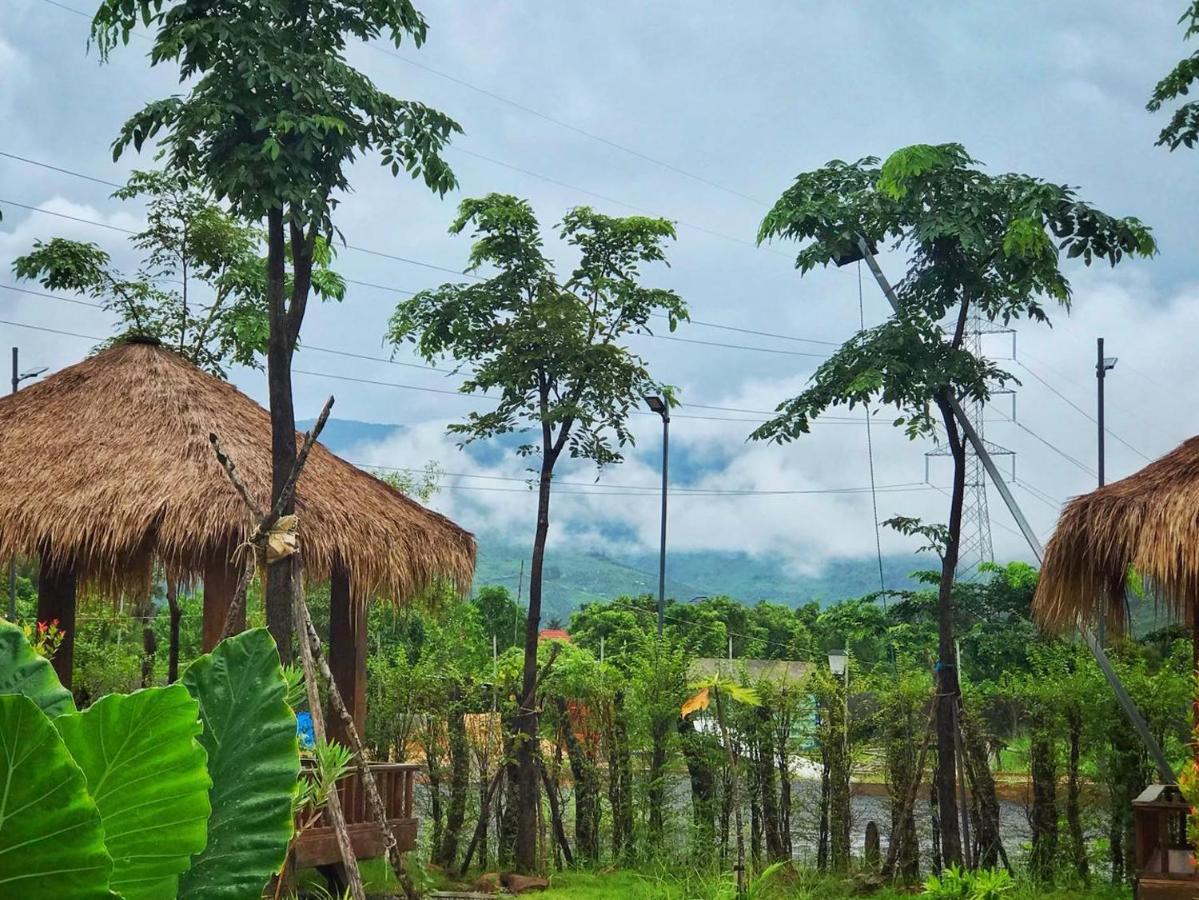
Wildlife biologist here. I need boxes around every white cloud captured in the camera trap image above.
[4,0,1198,581]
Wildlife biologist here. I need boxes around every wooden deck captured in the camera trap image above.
[293,762,420,868]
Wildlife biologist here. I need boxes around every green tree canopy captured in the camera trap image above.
[1148,2,1199,149]
[12,170,343,376]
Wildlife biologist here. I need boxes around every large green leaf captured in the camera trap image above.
[55,685,211,900]
[0,694,113,898]
[179,628,300,899]
[0,618,74,716]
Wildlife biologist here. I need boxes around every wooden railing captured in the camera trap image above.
[293,762,420,869]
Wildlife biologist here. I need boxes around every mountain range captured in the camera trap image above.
[308,418,926,619]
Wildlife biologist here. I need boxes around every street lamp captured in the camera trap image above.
[1096,338,1117,488]
[827,648,848,678]
[644,394,669,637]
[9,348,47,621]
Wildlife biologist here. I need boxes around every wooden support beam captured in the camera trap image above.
[328,566,367,746]
[202,551,243,652]
[37,559,76,690]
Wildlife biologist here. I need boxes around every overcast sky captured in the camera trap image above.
[2,0,1197,573]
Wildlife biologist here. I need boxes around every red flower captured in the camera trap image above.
[37,621,47,633]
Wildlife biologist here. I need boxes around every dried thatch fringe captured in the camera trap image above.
[0,341,475,605]
[1034,434,1199,632]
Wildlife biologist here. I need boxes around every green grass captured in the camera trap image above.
[416,865,1132,900]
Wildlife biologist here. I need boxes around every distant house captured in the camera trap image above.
[539,628,571,643]
[689,657,810,685]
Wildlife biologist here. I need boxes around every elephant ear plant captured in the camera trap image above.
[0,621,301,899]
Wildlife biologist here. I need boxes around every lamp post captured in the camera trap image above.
[1096,338,1117,488]
[644,394,669,637]
[9,348,47,620]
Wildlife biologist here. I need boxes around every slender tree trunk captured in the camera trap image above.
[932,393,965,869]
[755,707,785,861]
[678,717,716,857]
[424,722,446,861]
[610,690,634,862]
[960,706,1006,871]
[713,689,746,897]
[500,710,520,869]
[929,746,942,875]
[774,709,793,858]
[1065,705,1088,883]
[647,711,669,850]
[264,207,296,662]
[558,699,599,863]
[817,741,830,871]
[515,450,556,873]
[885,702,920,883]
[537,754,573,867]
[828,682,851,872]
[478,764,491,870]
[749,750,761,868]
[719,760,732,865]
[1029,726,1057,883]
[166,580,181,684]
[439,686,469,869]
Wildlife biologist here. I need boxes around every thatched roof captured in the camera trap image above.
[1034,435,1199,632]
[0,339,475,602]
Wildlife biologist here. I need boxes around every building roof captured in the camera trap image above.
[689,657,811,685]
[0,339,475,602]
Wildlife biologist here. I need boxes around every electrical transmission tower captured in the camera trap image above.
[925,313,1016,579]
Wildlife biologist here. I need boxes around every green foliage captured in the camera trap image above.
[388,194,688,469]
[0,617,75,716]
[179,628,300,899]
[472,584,525,654]
[11,170,345,376]
[0,694,114,898]
[922,865,1015,899]
[753,143,1154,444]
[1147,3,1199,149]
[55,685,212,900]
[91,0,460,234]
[884,515,950,558]
[296,739,354,830]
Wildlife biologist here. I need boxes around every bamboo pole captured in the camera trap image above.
[209,397,366,900]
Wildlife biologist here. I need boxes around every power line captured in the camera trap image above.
[446,145,792,258]
[0,302,850,428]
[36,0,774,212]
[360,44,768,208]
[359,460,932,496]
[1012,358,1150,462]
[0,151,848,348]
[0,194,830,361]
[1010,479,1061,512]
[1016,346,1158,433]
[1010,420,1098,479]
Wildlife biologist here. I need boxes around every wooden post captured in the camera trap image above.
[37,559,76,689]
[328,566,366,747]
[202,550,243,652]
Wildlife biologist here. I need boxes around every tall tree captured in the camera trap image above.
[92,0,460,658]
[388,193,687,872]
[12,170,300,375]
[754,143,1154,866]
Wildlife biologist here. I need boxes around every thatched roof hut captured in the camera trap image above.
[0,338,474,731]
[1034,435,1199,637]
[0,338,474,600]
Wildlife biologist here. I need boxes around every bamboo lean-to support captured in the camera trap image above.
[210,396,418,900]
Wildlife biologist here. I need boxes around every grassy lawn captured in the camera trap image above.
[408,866,1134,900]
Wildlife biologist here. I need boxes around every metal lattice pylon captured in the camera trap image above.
[926,312,1015,580]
